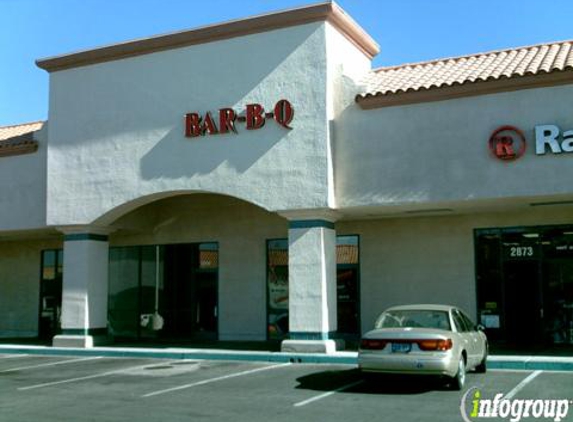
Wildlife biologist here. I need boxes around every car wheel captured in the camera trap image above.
[475,346,488,374]
[450,356,466,391]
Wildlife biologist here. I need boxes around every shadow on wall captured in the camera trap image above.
[55,23,322,148]
[50,23,329,225]
[131,24,324,179]
[139,120,291,179]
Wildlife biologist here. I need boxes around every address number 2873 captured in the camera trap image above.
[509,246,534,258]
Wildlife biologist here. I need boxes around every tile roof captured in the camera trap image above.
[357,40,573,108]
[0,121,43,157]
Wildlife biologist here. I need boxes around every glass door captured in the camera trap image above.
[502,259,542,345]
[108,242,218,341]
[161,243,218,340]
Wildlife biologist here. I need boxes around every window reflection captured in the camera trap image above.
[266,235,360,340]
[108,243,218,340]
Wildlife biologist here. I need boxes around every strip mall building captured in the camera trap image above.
[2,2,573,352]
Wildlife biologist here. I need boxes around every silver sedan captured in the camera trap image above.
[358,304,488,390]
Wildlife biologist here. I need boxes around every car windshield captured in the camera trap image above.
[375,310,451,331]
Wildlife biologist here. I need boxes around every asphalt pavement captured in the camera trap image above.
[0,353,571,422]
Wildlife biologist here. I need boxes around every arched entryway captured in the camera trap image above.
[106,192,289,343]
[53,192,288,347]
[53,191,350,353]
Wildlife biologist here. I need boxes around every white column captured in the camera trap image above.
[281,219,338,353]
[53,228,110,348]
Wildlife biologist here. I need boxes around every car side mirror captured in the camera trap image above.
[476,324,486,332]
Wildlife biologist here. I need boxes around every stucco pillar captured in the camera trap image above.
[52,227,110,348]
[281,218,338,353]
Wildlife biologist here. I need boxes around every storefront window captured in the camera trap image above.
[199,242,218,269]
[475,230,503,342]
[196,243,218,334]
[139,246,164,338]
[266,235,361,340]
[108,247,141,338]
[336,235,360,336]
[475,225,573,347]
[39,249,63,339]
[267,239,289,340]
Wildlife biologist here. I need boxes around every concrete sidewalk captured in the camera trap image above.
[1,344,573,371]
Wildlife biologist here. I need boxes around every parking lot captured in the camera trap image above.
[0,353,572,422]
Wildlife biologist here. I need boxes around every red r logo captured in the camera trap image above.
[489,126,526,161]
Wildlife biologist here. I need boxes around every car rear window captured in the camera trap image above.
[375,310,451,331]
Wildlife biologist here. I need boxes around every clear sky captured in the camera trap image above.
[1,0,573,126]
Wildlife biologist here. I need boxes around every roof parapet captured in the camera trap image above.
[36,1,379,72]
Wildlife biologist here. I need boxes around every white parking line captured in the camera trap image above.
[0,354,29,359]
[503,370,543,400]
[18,361,157,391]
[293,380,364,408]
[1,356,103,374]
[142,363,291,398]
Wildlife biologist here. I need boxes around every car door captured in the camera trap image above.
[452,309,478,366]
[461,311,486,364]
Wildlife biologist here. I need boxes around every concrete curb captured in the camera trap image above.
[0,345,357,365]
[1,345,572,370]
[488,355,573,372]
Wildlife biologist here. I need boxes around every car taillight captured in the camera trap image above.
[417,339,453,351]
[360,339,388,350]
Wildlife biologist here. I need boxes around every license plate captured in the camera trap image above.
[391,342,412,353]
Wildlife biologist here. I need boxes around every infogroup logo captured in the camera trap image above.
[460,387,571,422]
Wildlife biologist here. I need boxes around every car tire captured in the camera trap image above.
[449,356,466,391]
[475,346,488,374]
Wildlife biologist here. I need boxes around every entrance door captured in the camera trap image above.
[162,243,218,340]
[503,260,543,345]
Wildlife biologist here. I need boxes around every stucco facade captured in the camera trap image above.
[1,2,572,352]
[0,124,47,231]
[46,21,335,225]
[336,84,573,213]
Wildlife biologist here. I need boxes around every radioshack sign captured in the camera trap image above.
[184,99,294,137]
[489,124,573,161]
[535,125,573,155]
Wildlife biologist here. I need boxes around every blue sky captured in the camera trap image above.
[1,0,572,126]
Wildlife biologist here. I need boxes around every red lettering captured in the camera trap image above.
[495,136,515,159]
[202,111,219,135]
[246,104,265,130]
[274,99,294,129]
[185,113,202,137]
[186,100,293,137]
[219,108,237,134]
